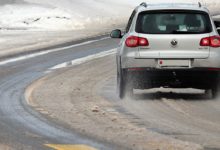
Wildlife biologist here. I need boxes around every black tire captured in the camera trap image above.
[211,76,220,99]
[211,85,219,99]
[117,70,125,99]
[117,69,133,99]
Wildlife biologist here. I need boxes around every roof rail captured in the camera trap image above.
[198,2,202,7]
[140,2,147,8]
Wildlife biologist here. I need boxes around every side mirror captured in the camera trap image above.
[217,28,220,35]
[110,29,122,38]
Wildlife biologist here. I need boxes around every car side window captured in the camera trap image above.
[125,10,136,33]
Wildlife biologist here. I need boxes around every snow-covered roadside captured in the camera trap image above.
[0,0,220,31]
[0,1,137,31]
[0,28,116,59]
[0,4,76,31]
[0,0,219,59]
[0,0,139,58]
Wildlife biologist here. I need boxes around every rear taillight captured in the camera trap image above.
[125,36,149,47]
[125,36,138,47]
[200,36,220,48]
[210,36,220,47]
[139,37,149,46]
[200,37,210,46]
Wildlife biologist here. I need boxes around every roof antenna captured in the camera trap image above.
[140,2,147,8]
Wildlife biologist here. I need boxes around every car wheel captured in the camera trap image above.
[117,70,133,99]
[211,85,218,99]
[117,70,125,99]
[211,78,220,99]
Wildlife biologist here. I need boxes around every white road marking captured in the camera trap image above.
[0,37,109,66]
[50,48,116,70]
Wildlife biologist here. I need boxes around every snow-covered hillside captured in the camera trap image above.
[0,0,219,31]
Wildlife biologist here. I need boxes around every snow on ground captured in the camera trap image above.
[0,0,219,31]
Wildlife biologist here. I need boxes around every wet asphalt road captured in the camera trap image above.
[1,35,220,150]
[0,37,118,150]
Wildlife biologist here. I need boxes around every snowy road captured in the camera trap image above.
[0,1,220,149]
[102,71,220,150]
[0,36,119,150]
[35,40,220,150]
[0,35,219,149]
[25,36,220,150]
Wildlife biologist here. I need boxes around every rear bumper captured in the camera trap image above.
[121,57,220,69]
[120,49,220,89]
[124,68,220,89]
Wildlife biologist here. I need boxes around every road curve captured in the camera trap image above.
[1,35,220,150]
[0,36,118,149]
[29,38,220,149]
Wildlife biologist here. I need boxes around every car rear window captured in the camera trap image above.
[136,10,212,34]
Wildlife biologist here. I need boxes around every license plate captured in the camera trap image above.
[158,59,191,68]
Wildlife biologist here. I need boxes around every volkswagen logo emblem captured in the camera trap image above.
[171,39,178,47]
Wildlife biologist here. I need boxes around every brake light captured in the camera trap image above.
[139,37,149,46]
[210,36,220,47]
[200,36,220,48]
[125,36,138,47]
[125,36,149,47]
[200,37,210,46]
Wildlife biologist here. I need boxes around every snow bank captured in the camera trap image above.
[0,0,219,31]
[0,4,84,30]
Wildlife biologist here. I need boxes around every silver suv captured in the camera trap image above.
[111,2,220,99]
